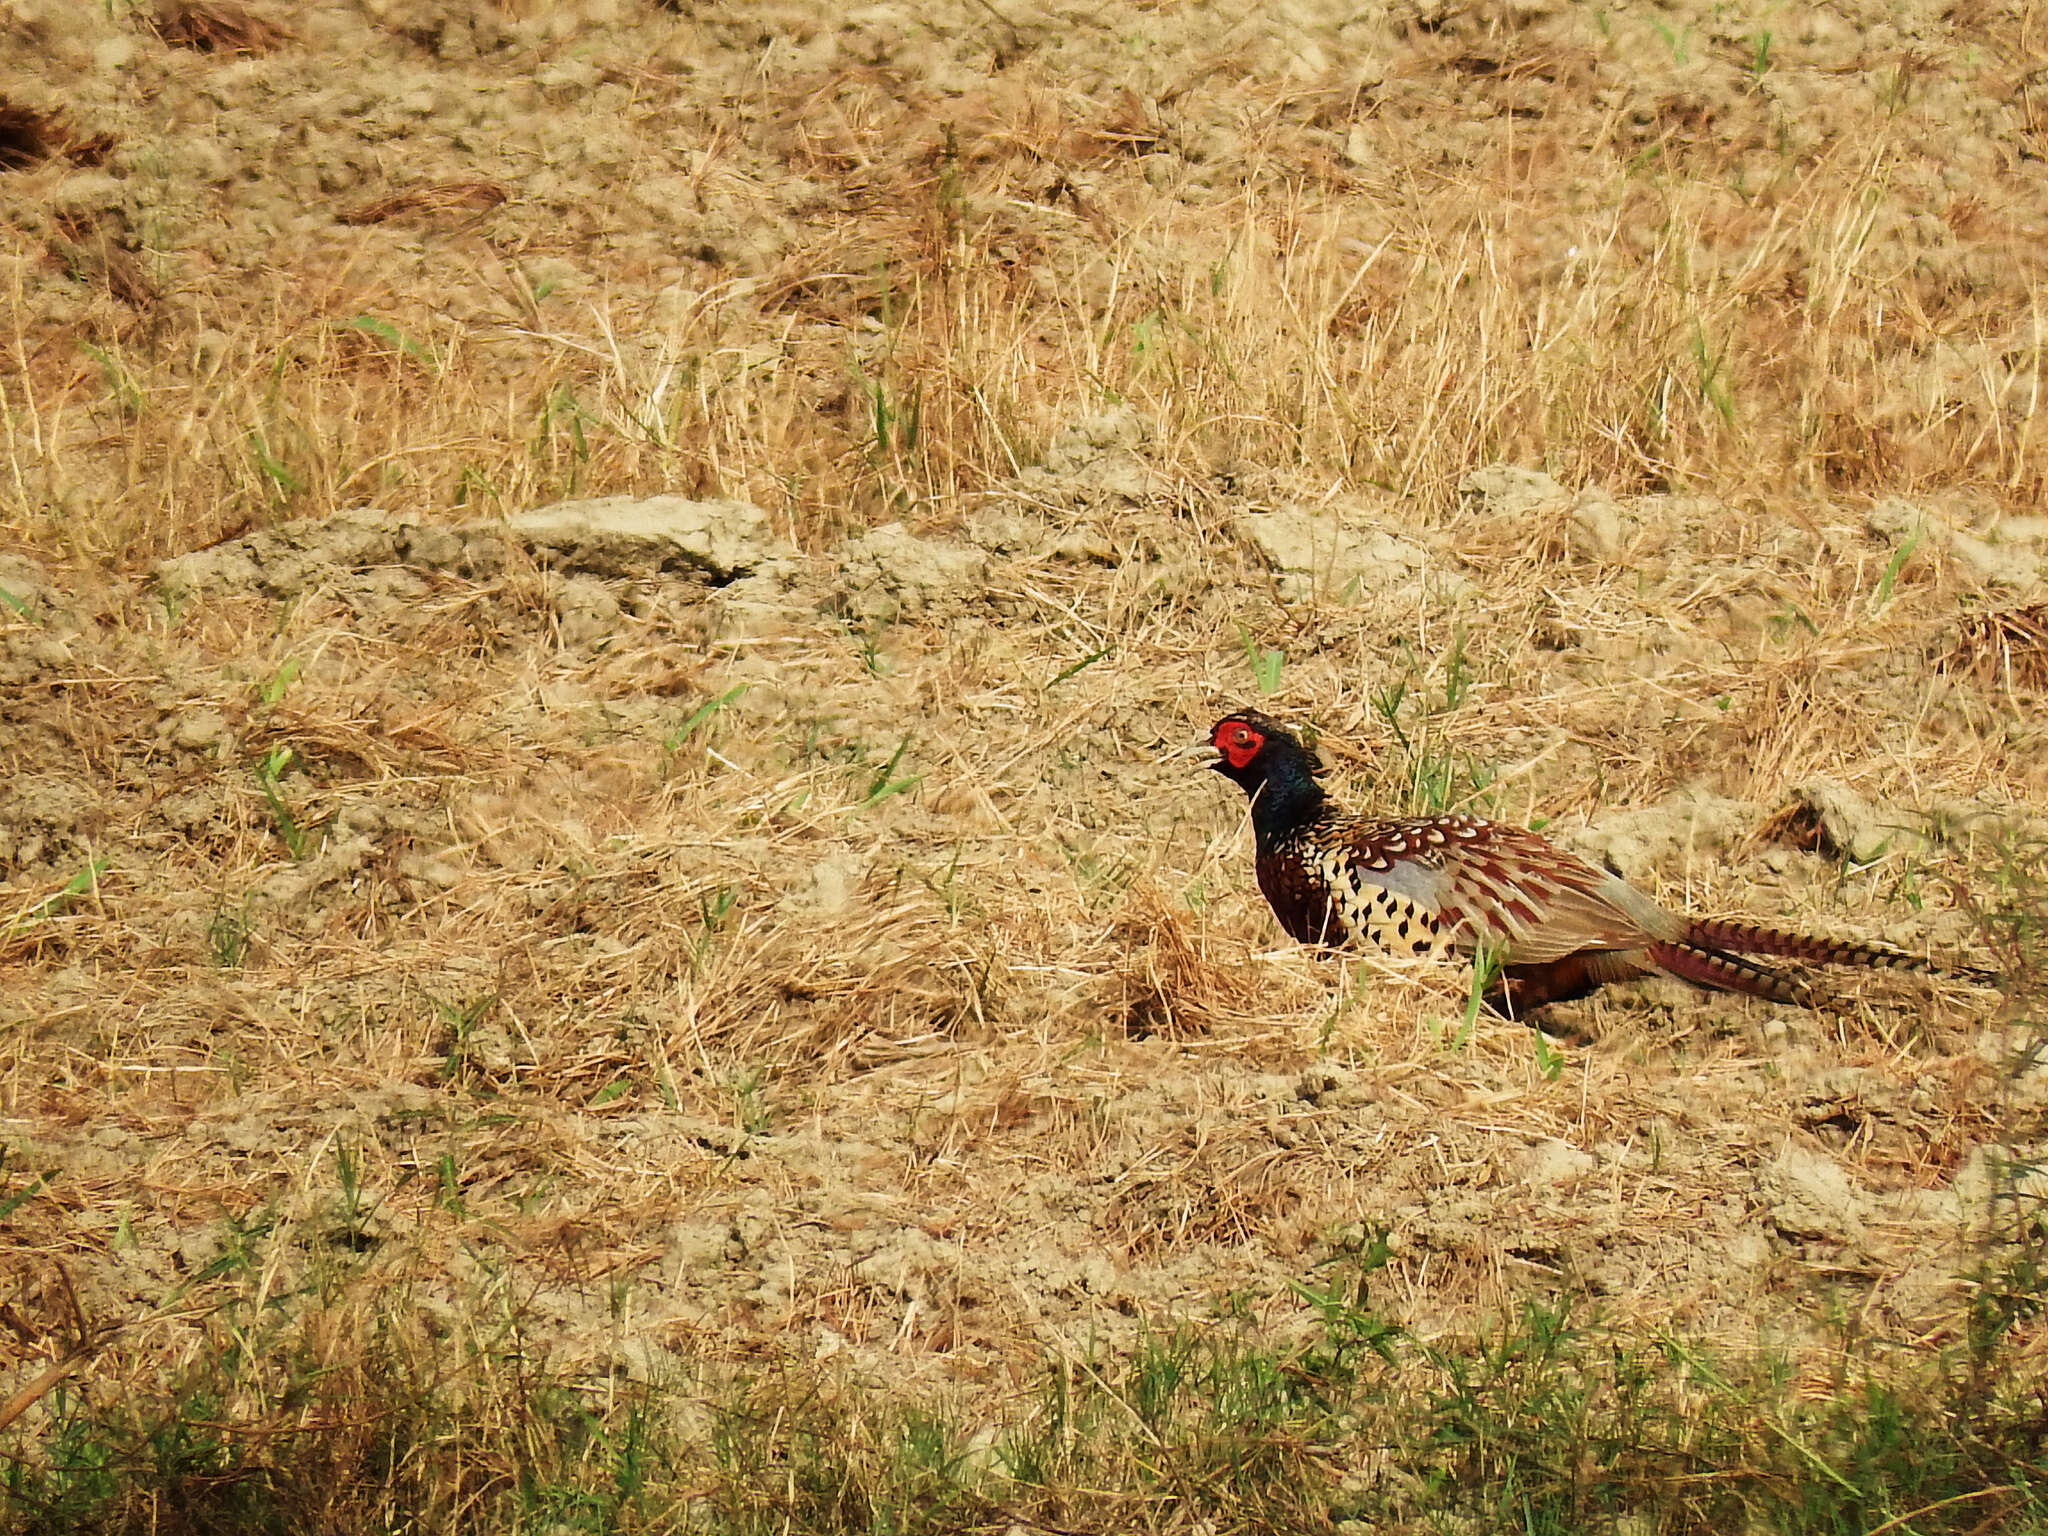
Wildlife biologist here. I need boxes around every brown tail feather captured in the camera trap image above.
[1686,918,1995,984]
[1647,940,1816,1006]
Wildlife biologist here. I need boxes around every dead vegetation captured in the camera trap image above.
[149,0,290,56]
[3,0,2048,1528]
[0,98,112,172]
[9,3,2048,562]
[1946,601,2048,691]
[339,180,511,227]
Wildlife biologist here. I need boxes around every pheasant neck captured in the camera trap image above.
[1248,762,1328,853]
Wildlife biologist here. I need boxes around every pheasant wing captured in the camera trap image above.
[1339,816,1681,965]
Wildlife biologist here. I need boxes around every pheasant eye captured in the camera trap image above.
[1215,722,1263,760]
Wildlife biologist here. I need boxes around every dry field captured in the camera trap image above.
[5,0,2048,1530]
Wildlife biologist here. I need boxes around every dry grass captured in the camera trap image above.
[1946,601,2048,692]
[0,98,112,172]
[338,181,512,228]
[4,0,2048,1528]
[8,4,2048,564]
[149,0,291,56]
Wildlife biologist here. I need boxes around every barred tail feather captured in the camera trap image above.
[1647,940,1816,1007]
[1686,918,1995,984]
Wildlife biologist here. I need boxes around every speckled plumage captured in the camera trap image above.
[1203,709,1990,1015]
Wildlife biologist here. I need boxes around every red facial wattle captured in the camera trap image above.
[1214,722,1263,770]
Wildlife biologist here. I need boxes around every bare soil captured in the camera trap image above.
[3,0,2048,1438]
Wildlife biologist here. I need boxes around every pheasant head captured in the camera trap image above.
[1205,709,1330,850]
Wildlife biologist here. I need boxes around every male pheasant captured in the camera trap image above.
[1202,708,1988,1015]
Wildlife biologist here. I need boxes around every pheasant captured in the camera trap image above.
[1201,708,1989,1015]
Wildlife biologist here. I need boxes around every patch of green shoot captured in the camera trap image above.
[0,1157,55,1224]
[428,992,498,1081]
[256,656,301,707]
[1463,942,1505,1038]
[1442,624,1473,709]
[453,463,501,509]
[207,904,252,968]
[1767,600,1819,641]
[247,429,303,499]
[1237,626,1285,694]
[865,373,922,456]
[534,385,594,493]
[4,856,109,935]
[1873,529,1921,609]
[1047,645,1113,688]
[862,736,921,808]
[1692,327,1735,424]
[342,314,437,370]
[81,341,143,417]
[687,883,740,972]
[730,1069,771,1136]
[436,1151,465,1214]
[330,1137,375,1252]
[253,745,315,860]
[1648,16,1691,64]
[665,685,747,753]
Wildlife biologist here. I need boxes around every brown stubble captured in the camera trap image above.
[1,2,2045,1501]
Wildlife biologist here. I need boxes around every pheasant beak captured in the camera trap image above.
[1166,734,1225,771]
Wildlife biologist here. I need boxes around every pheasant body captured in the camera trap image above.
[1204,709,1986,1014]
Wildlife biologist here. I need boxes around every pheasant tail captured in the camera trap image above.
[1647,940,1816,1007]
[1685,918,1993,984]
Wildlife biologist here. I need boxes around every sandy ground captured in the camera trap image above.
[4,0,2048,1426]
